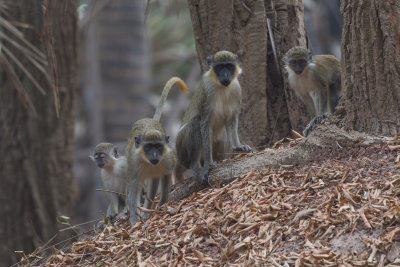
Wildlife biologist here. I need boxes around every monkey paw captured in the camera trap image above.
[233,145,252,152]
[302,114,328,137]
[194,166,212,185]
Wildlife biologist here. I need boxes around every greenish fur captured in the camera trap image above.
[175,51,251,183]
[213,50,237,63]
[125,77,188,225]
[94,142,113,153]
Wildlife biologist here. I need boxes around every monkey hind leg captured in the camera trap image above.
[175,162,186,184]
[176,116,205,183]
[159,175,171,206]
[302,113,328,137]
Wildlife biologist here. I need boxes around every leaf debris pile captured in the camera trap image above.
[24,140,400,266]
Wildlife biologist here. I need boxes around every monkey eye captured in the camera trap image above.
[294,59,306,65]
[214,63,235,73]
[155,143,164,150]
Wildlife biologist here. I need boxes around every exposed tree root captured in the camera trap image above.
[170,115,390,202]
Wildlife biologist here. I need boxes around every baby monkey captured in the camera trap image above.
[284,46,341,136]
[91,142,127,217]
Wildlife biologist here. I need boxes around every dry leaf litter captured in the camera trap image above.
[20,136,400,266]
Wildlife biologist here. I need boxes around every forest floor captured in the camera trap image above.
[22,132,400,266]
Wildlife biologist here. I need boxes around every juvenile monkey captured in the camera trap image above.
[126,77,188,224]
[283,46,341,136]
[175,50,251,184]
[91,143,127,217]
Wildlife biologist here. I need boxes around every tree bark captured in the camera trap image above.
[265,0,310,143]
[187,0,309,148]
[341,0,400,135]
[0,1,78,265]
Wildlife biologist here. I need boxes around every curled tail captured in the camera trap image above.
[153,77,189,122]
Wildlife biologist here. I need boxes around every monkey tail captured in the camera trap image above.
[153,77,189,121]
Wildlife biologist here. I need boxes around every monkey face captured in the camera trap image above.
[91,147,118,168]
[142,142,165,165]
[289,58,307,75]
[213,63,236,86]
[93,152,109,168]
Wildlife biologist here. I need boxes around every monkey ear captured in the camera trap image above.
[206,55,213,66]
[308,50,312,59]
[233,53,238,61]
[113,147,120,158]
[134,135,141,148]
[89,155,95,162]
[164,134,170,144]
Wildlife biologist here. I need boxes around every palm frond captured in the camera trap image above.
[0,7,53,114]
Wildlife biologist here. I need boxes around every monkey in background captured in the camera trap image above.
[126,77,188,225]
[175,50,251,184]
[91,142,127,217]
[283,46,341,136]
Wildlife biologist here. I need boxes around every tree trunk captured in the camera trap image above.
[97,0,152,142]
[341,0,400,135]
[265,0,310,143]
[187,0,309,148]
[0,1,78,266]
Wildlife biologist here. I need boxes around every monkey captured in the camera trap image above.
[125,77,188,224]
[175,50,251,185]
[90,142,127,217]
[283,46,341,136]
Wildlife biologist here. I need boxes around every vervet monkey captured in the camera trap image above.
[91,142,126,217]
[126,77,188,224]
[175,50,251,184]
[283,46,341,135]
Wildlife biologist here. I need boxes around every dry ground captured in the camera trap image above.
[20,127,400,266]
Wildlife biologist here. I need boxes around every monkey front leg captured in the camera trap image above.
[228,114,251,152]
[159,174,170,206]
[302,113,328,137]
[126,177,144,225]
[105,193,120,217]
[143,178,159,216]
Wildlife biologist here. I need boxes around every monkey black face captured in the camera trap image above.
[289,59,307,75]
[135,134,168,165]
[142,142,165,165]
[213,62,236,86]
[93,152,109,168]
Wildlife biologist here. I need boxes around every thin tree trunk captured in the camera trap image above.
[0,1,78,265]
[341,0,400,135]
[187,0,309,148]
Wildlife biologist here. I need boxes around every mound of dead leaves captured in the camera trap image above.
[21,136,400,266]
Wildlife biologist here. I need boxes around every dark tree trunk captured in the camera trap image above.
[187,0,309,148]
[0,1,78,266]
[341,0,400,135]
